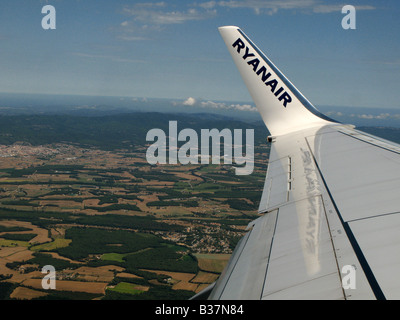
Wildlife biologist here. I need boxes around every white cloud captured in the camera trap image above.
[313,4,375,13]
[326,111,343,117]
[122,3,216,26]
[233,104,258,112]
[183,97,197,106]
[345,112,400,120]
[312,4,343,13]
[357,113,400,120]
[180,97,257,112]
[131,8,213,25]
[198,1,217,9]
[118,2,217,40]
[218,0,316,14]
[133,2,167,8]
[216,0,375,15]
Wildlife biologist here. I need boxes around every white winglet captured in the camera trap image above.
[219,26,336,136]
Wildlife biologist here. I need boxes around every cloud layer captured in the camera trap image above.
[117,1,376,40]
[118,2,216,40]
[180,97,257,112]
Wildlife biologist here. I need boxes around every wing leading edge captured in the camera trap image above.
[205,26,400,300]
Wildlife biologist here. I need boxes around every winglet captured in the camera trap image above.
[219,26,337,136]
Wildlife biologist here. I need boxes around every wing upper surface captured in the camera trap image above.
[211,124,400,299]
[209,26,400,300]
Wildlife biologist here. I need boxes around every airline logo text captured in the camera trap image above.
[232,38,292,108]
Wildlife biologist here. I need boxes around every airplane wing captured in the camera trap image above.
[203,26,400,300]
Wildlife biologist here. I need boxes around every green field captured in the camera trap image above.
[30,238,72,251]
[101,252,126,263]
[107,282,146,296]
[0,239,30,247]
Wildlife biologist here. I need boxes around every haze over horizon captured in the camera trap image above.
[1,91,400,128]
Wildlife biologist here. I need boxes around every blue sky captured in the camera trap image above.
[0,0,399,113]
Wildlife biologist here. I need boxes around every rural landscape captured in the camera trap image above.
[0,110,270,300]
[1,105,399,300]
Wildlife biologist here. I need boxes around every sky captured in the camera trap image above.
[0,0,399,114]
